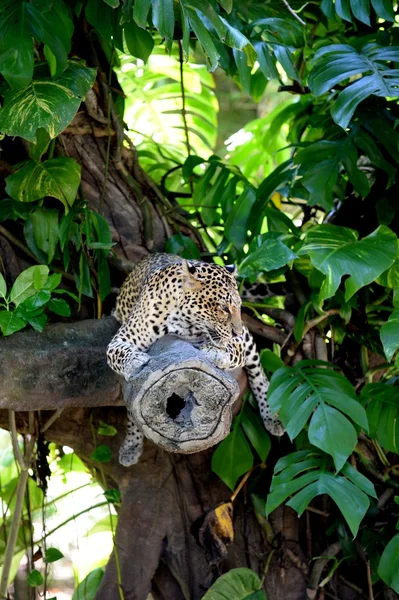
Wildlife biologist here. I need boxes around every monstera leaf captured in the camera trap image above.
[268,360,368,470]
[309,44,399,129]
[298,224,398,302]
[361,383,399,452]
[266,450,376,537]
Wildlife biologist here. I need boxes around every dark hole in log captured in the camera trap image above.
[166,393,186,420]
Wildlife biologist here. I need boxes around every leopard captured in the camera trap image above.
[107,253,284,466]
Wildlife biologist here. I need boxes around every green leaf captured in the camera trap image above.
[0,273,6,300]
[224,185,256,250]
[28,569,44,587]
[103,488,121,503]
[298,225,398,302]
[362,383,399,453]
[0,61,96,143]
[43,273,62,293]
[48,298,71,317]
[381,310,399,362]
[72,568,104,600]
[216,0,232,11]
[308,404,358,472]
[260,349,284,374]
[164,234,201,259]
[29,128,51,161]
[97,420,118,437]
[239,233,297,277]
[0,311,27,336]
[0,0,73,89]
[44,548,64,563]
[341,463,377,499]
[212,419,253,490]
[309,44,399,129]
[184,6,220,72]
[219,17,256,65]
[241,404,271,463]
[152,0,174,49]
[288,472,369,537]
[15,290,51,319]
[133,0,152,27]
[28,313,48,332]
[378,533,399,592]
[124,18,154,62]
[29,207,59,263]
[9,265,49,307]
[75,252,93,299]
[268,361,367,470]
[370,0,395,20]
[6,157,81,211]
[90,445,112,463]
[202,568,266,600]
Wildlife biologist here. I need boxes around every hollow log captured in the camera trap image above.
[125,336,240,454]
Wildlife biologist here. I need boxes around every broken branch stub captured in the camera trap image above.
[123,336,240,454]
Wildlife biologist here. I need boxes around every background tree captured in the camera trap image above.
[0,0,399,599]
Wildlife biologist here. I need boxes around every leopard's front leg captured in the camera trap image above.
[201,329,284,436]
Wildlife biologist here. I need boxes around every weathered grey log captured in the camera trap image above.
[0,318,121,410]
[124,337,240,454]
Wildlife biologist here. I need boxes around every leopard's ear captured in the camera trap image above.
[181,260,202,291]
[225,264,237,277]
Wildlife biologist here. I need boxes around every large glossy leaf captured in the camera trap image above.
[6,158,81,210]
[211,419,253,490]
[29,208,59,263]
[298,224,398,302]
[381,310,399,362]
[288,473,370,537]
[0,62,96,143]
[294,138,370,210]
[239,233,297,277]
[378,533,399,593]
[224,185,256,250]
[124,18,154,62]
[72,568,104,600]
[266,450,375,537]
[202,568,266,600]
[309,44,399,129]
[0,0,73,89]
[361,383,399,453]
[9,265,49,307]
[0,311,27,336]
[241,404,271,463]
[268,361,368,470]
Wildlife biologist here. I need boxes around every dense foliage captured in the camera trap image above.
[0,0,399,598]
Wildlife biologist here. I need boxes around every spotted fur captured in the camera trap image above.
[107,253,284,466]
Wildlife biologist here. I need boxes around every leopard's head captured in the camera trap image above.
[180,259,242,348]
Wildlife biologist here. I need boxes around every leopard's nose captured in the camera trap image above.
[232,313,243,336]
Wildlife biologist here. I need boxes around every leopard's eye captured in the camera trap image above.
[220,305,230,313]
